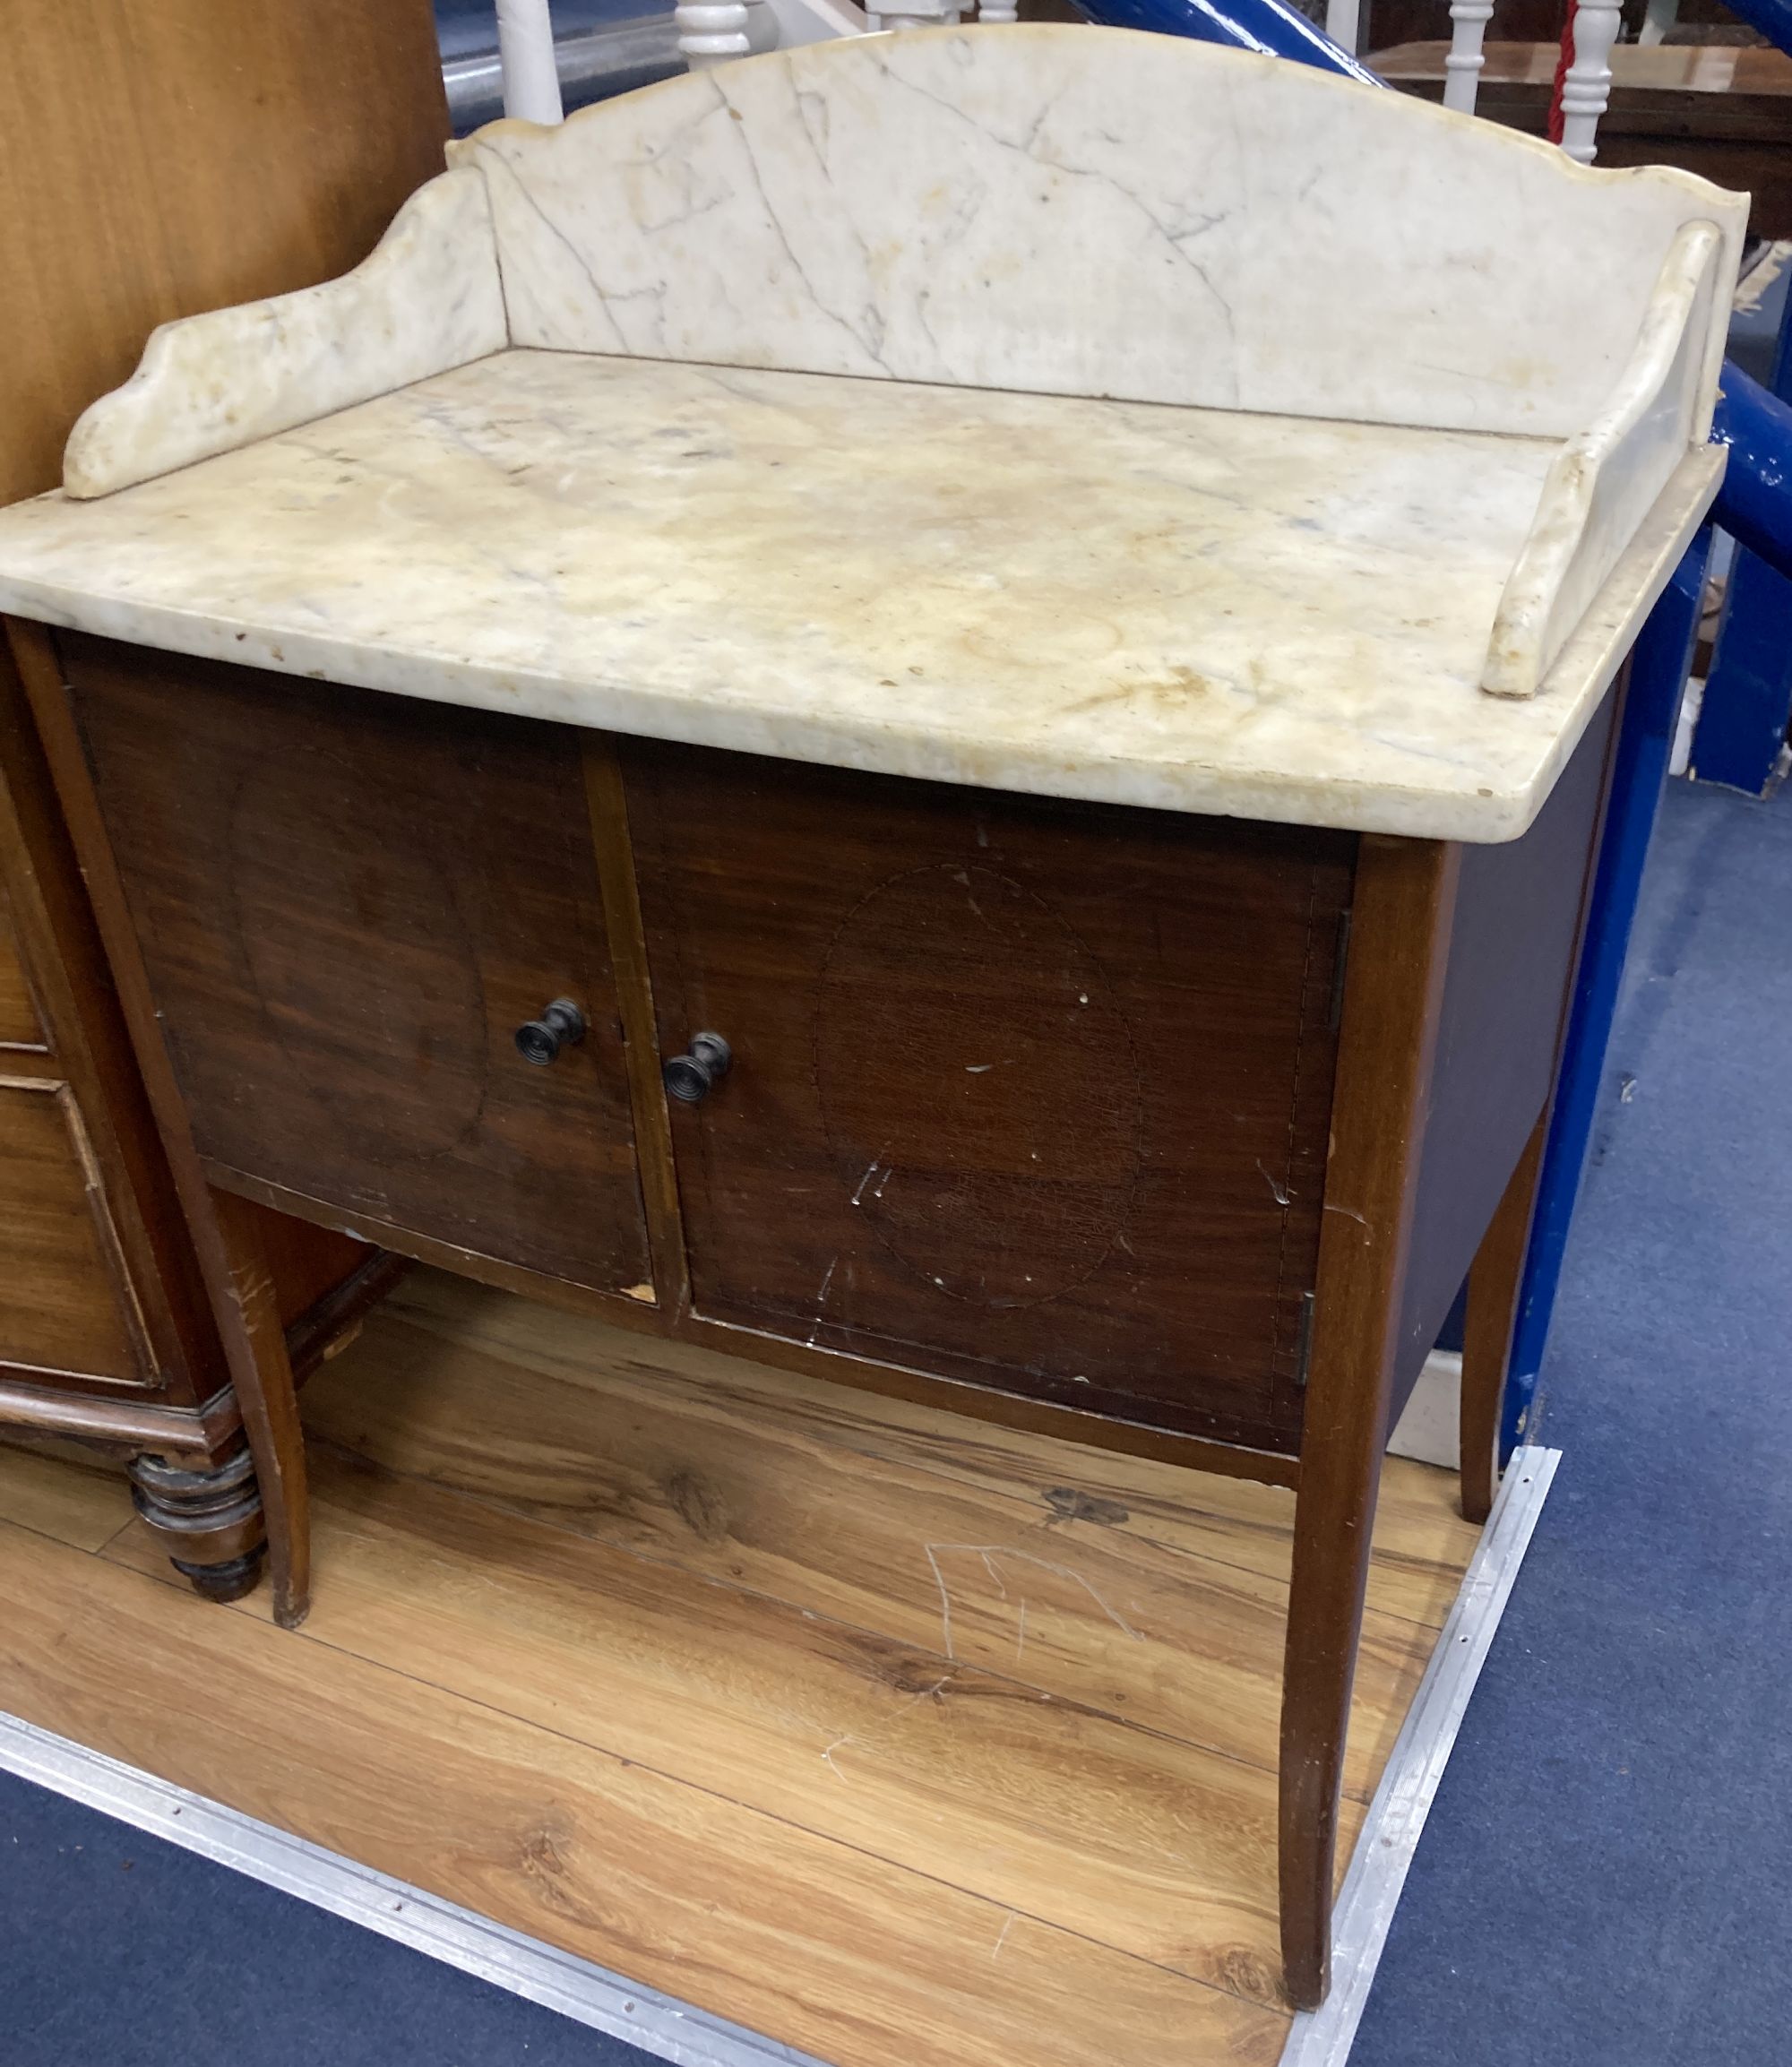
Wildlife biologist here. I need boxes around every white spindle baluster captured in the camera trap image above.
[868,1,962,24]
[1558,0,1622,162]
[1323,0,1361,53]
[978,0,1021,22]
[495,0,564,122]
[677,0,781,67]
[1442,0,1495,113]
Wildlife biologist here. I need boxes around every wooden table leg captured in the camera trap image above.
[1459,1109,1550,1526]
[205,1184,310,1624]
[1279,835,1457,2009]
[8,617,313,1624]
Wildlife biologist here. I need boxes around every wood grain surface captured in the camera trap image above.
[0,894,40,1046]
[626,742,1351,1452]
[370,1268,1481,1630]
[0,0,447,510]
[0,1269,1476,2063]
[56,639,653,1301]
[0,1440,127,1552]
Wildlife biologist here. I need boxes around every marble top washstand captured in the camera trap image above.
[0,25,1748,841]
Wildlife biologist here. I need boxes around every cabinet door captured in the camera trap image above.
[59,636,651,1302]
[626,744,1352,1453]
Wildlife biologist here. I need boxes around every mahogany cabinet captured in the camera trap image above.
[39,632,1613,1482]
[9,607,1619,2014]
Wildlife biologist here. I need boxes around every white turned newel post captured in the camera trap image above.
[1558,0,1622,162]
[495,0,564,123]
[1442,0,1495,113]
[1323,0,1361,55]
[678,0,780,68]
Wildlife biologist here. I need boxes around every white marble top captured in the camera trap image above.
[0,349,1719,840]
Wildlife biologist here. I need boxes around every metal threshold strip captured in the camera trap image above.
[1279,1443,1562,2065]
[0,1445,1557,2067]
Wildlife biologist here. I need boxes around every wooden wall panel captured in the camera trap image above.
[0,0,449,507]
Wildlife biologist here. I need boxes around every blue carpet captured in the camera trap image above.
[1357,772,1792,2064]
[4,773,1787,2063]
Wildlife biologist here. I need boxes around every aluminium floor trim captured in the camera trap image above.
[0,1708,825,2067]
[0,1444,1557,2067]
[1279,1443,1562,2067]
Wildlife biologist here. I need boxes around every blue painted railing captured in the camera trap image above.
[1077,0,1792,1452]
[1080,0,1382,77]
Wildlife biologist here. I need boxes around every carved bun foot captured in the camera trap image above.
[170,1546,268,1603]
[127,1443,267,1604]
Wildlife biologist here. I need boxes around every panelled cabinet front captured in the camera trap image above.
[625,743,1354,1453]
[0,886,154,1388]
[49,635,1360,1451]
[58,636,653,1302]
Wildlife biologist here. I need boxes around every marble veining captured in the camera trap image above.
[451,25,1745,440]
[63,168,507,500]
[0,350,1722,842]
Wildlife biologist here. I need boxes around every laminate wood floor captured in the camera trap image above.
[0,1269,1482,2067]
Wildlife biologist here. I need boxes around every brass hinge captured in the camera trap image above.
[1295,1289,1316,1390]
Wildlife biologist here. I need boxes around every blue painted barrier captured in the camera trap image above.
[1698,327,1792,795]
[1079,0,1380,79]
[1502,531,1714,1450]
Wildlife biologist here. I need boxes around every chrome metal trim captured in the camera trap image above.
[0,1709,828,2067]
[1278,1443,1563,2066]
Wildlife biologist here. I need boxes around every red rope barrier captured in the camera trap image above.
[1546,0,1578,144]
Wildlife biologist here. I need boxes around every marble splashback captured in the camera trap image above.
[1483,219,1724,696]
[452,24,1745,441]
[0,351,1723,842]
[63,168,506,501]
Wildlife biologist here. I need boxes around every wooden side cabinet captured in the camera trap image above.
[0,0,452,1589]
[6,605,1618,2008]
[0,654,387,1593]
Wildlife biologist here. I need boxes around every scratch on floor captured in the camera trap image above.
[991,1913,1017,1959]
[1257,1160,1291,1207]
[924,1544,1146,1653]
[821,1675,952,1782]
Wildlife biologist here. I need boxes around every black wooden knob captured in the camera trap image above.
[664,1030,732,1105]
[514,998,586,1066]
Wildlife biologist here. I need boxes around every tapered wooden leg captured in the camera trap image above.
[205,1184,310,1625]
[1279,836,1459,2010]
[9,621,314,1624]
[1459,1111,1549,1526]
